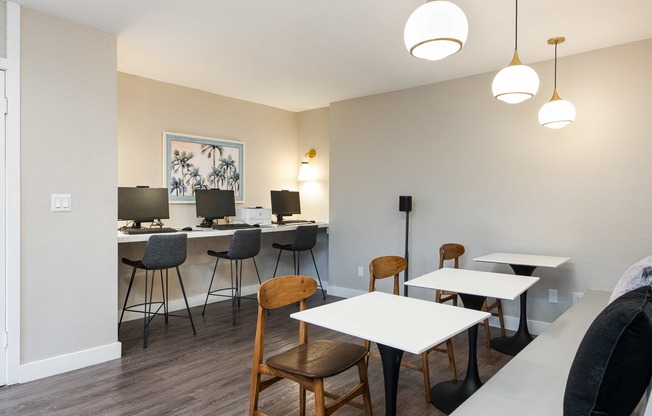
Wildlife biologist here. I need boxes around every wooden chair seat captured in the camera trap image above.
[267,340,368,379]
[249,275,372,415]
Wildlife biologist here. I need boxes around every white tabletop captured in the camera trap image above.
[473,253,570,268]
[117,222,328,243]
[291,291,489,355]
[405,268,540,301]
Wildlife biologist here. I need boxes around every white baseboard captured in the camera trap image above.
[20,342,122,383]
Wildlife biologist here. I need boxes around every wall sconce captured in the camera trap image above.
[538,37,576,129]
[298,149,316,181]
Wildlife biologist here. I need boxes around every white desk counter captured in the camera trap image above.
[117,222,329,243]
[117,223,329,323]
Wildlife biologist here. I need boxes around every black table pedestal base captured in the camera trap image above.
[431,376,483,415]
[430,293,485,414]
[491,264,537,356]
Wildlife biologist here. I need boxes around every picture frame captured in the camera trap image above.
[163,132,245,203]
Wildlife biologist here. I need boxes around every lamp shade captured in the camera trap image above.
[297,161,311,181]
[404,1,468,61]
[492,51,539,104]
[538,90,576,129]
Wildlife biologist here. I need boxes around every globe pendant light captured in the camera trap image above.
[404,0,468,61]
[538,37,576,129]
[492,0,539,103]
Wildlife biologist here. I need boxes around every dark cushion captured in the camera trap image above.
[564,286,652,416]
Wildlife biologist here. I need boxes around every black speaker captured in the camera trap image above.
[399,195,412,212]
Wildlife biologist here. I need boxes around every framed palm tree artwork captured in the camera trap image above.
[163,132,245,203]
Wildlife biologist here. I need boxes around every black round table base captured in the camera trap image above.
[430,378,483,414]
[491,331,534,356]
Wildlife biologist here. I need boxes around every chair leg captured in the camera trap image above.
[249,369,262,416]
[483,318,491,349]
[294,251,299,274]
[236,259,242,308]
[313,378,326,416]
[202,258,219,315]
[357,360,373,416]
[272,249,282,277]
[309,249,326,299]
[497,299,506,336]
[175,266,197,336]
[421,351,431,402]
[144,270,155,348]
[446,339,457,380]
[161,270,168,324]
[252,257,262,285]
[230,260,237,326]
[119,267,137,328]
[299,386,307,416]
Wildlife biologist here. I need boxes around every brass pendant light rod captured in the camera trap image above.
[548,37,566,91]
[514,0,518,51]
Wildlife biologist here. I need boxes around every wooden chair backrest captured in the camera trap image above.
[439,243,465,269]
[258,275,317,310]
[369,255,407,295]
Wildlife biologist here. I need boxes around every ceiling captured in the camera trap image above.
[12,0,652,112]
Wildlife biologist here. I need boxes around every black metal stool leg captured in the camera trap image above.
[203,258,219,315]
[230,260,237,325]
[273,249,282,277]
[252,257,262,285]
[175,266,196,336]
[161,269,168,323]
[119,267,137,328]
[310,249,326,299]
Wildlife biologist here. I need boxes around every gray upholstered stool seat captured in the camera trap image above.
[203,228,262,325]
[272,225,325,299]
[119,233,196,348]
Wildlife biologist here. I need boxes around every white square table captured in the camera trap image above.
[406,268,539,414]
[474,252,570,355]
[291,291,489,416]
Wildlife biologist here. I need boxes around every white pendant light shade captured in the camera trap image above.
[404,1,468,61]
[538,91,576,129]
[539,37,576,129]
[492,52,539,104]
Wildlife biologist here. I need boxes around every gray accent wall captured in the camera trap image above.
[328,38,652,325]
[20,9,117,363]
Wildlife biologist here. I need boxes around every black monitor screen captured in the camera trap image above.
[195,189,236,227]
[118,187,169,226]
[270,190,301,223]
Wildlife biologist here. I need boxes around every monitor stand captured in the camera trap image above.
[198,218,214,228]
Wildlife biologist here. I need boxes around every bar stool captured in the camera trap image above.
[203,228,262,325]
[271,224,325,299]
[119,233,196,348]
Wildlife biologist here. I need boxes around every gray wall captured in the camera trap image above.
[328,38,652,326]
[21,9,117,363]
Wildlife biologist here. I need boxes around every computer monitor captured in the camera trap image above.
[195,189,236,227]
[118,187,170,229]
[270,190,301,224]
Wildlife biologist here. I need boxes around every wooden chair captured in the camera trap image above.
[436,243,506,349]
[249,275,372,416]
[366,256,457,403]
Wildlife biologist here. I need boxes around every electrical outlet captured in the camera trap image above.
[572,292,584,305]
[357,266,364,277]
[549,289,558,304]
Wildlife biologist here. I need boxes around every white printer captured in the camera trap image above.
[235,207,272,226]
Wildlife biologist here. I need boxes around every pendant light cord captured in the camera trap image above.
[554,41,558,89]
[514,0,518,51]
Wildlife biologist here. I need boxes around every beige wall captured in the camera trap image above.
[298,107,330,222]
[118,73,303,226]
[328,38,652,326]
[20,9,117,362]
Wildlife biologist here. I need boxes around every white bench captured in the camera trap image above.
[451,290,652,416]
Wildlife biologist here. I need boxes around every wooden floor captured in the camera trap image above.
[0,293,512,415]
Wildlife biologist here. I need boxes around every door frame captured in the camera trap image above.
[5,1,21,385]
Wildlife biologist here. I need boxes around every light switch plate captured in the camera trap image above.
[51,194,72,212]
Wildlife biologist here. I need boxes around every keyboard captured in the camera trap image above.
[212,223,255,231]
[279,220,314,225]
[121,227,178,235]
